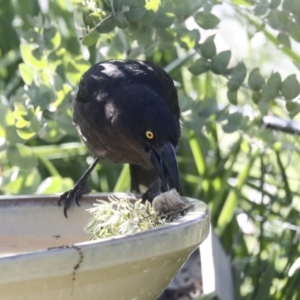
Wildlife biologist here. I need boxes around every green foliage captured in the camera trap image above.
[1,0,300,299]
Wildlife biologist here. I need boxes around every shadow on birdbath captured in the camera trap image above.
[0,193,209,300]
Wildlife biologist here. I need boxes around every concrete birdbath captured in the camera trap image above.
[0,193,209,300]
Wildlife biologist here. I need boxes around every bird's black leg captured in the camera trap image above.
[58,158,99,217]
[142,179,162,203]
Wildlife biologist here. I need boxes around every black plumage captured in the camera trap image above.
[59,60,181,217]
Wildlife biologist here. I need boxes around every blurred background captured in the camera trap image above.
[1,0,300,299]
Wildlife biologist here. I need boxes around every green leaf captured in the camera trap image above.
[125,6,146,22]
[66,56,90,86]
[261,83,279,100]
[199,35,216,59]
[189,131,207,176]
[211,50,231,75]
[51,83,72,110]
[277,33,291,48]
[145,0,160,12]
[96,16,116,33]
[255,260,275,300]
[177,29,200,49]
[17,128,36,140]
[282,0,300,16]
[267,72,282,89]
[2,168,41,194]
[227,62,247,90]
[153,12,175,28]
[281,74,300,100]
[113,164,130,192]
[270,0,281,9]
[20,44,47,70]
[276,10,289,25]
[0,102,15,127]
[289,22,300,43]
[36,176,73,194]
[81,28,99,46]
[286,101,300,114]
[252,91,262,104]
[267,11,281,30]
[139,10,157,25]
[217,148,260,234]
[44,27,61,51]
[194,12,220,29]
[5,126,24,144]
[258,97,270,114]
[188,58,209,75]
[85,12,102,27]
[7,145,37,170]
[156,28,175,47]
[222,112,243,133]
[254,3,269,16]
[227,90,238,105]
[18,63,34,85]
[115,12,129,28]
[39,120,65,143]
[260,72,281,100]
[248,68,264,91]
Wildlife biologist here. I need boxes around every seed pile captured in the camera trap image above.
[84,197,166,239]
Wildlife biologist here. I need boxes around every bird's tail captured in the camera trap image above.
[129,164,157,193]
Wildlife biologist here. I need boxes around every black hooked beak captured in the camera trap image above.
[147,142,182,193]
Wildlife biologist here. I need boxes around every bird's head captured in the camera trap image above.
[111,86,182,194]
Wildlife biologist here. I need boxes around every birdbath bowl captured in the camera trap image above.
[0,193,209,300]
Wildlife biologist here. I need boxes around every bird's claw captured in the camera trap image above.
[58,182,89,218]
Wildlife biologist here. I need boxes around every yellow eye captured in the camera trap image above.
[145,131,154,139]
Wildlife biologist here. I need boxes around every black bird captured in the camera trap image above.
[59,60,181,217]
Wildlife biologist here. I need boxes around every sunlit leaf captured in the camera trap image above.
[85,12,102,27]
[0,103,15,127]
[66,56,90,86]
[81,28,99,46]
[178,29,200,49]
[44,27,61,51]
[18,63,34,85]
[145,0,160,12]
[20,44,48,69]
[39,120,65,143]
[36,176,73,193]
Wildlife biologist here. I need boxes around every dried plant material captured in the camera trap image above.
[153,189,194,220]
[84,196,166,240]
